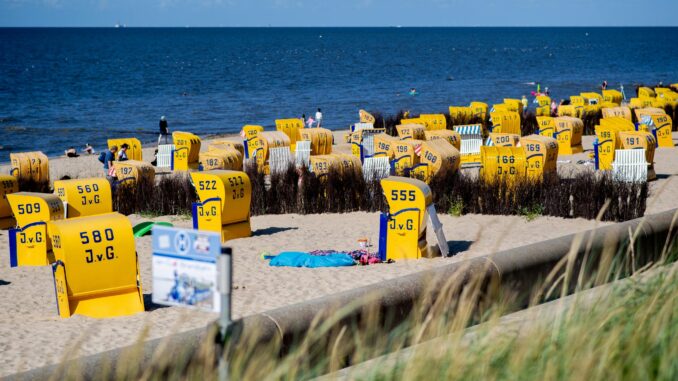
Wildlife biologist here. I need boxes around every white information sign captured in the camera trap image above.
[152,226,221,312]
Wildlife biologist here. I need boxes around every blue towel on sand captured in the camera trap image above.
[269,251,355,268]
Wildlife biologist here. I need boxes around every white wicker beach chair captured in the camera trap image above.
[294,140,311,168]
[351,122,374,132]
[612,149,647,183]
[363,156,391,181]
[361,134,376,158]
[156,144,174,169]
[269,146,292,174]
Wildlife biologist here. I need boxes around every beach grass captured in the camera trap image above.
[106,165,647,222]
[520,111,538,136]
[581,109,602,136]
[429,168,647,222]
[71,214,678,381]
[445,112,486,129]
[370,110,409,136]
[347,262,678,381]
[663,104,677,131]
[447,197,464,217]
[113,174,196,216]
[246,164,387,215]
[17,178,51,193]
[518,203,544,221]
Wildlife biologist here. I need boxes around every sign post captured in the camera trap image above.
[217,247,232,381]
[151,226,233,380]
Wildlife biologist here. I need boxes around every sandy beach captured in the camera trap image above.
[0,131,676,376]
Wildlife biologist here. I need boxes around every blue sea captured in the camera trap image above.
[1,27,677,162]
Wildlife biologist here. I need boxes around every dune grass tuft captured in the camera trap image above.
[581,109,602,135]
[520,111,538,136]
[76,220,678,381]
[370,110,408,137]
[17,178,51,193]
[664,104,677,131]
[110,166,646,223]
[113,174,196,216]
[429,168,647,222]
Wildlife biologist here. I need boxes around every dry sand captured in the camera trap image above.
[0,131,676,376]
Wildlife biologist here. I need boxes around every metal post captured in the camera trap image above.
[217,247,232,381]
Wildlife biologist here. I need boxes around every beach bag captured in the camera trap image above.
[98,152,106,163]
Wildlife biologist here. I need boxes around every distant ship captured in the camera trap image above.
[114,22,126,28]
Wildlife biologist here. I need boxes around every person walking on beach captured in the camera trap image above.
[601,81,608,91]
[315,108,323,128]
[551,100,558,116]
[158,116,170,145]
[117,143,129,161]
[306,115,315,128]
[102,145,117,179]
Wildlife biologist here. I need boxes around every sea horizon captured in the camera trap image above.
[2,26,677,161]
[2,25,678,28]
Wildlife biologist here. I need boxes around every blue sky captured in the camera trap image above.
[1,0,677,27]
